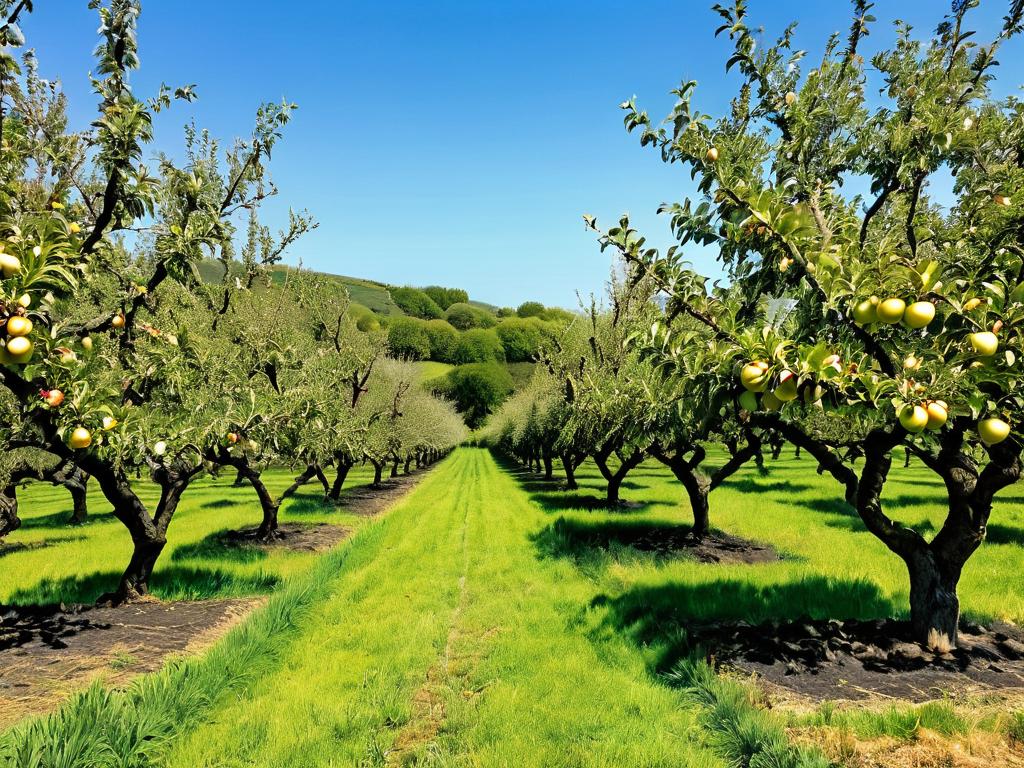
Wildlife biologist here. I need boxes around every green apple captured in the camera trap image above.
[969,331,998,357]
[904,301,935,329]
[899,404,929,433]
[877,298,906,324]
[978,418,1010,445]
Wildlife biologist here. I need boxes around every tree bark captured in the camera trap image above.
[390,456,400,478]
[371,461,384,488]
[327,458,353,502]
[244,467,281,541]
[542,448,554,480]
[560,451,582,490]
[0,483,20,539]
[593,445,645,505]
[404,455,413,475]
[68,477,89,526]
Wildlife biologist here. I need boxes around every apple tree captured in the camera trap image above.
[610,0,1024,646]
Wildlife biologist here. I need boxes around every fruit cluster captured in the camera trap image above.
[0,248,34,365]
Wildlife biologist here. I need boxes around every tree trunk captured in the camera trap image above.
[247,468,281,540]
[68,478,89,526]
[328,461,352,502]
[0,484,20,539]
[560,452,579,490]
[372,462,384,488]
[232,467,248,487]
[404,456,412,474]
[653,450,711,538]
[907,549,962,648]
[116,535,166,602]
[542,448,553,480]
[390,457,400,478]
[593,446,645,506]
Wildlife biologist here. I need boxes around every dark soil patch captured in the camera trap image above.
[692,617,1024,701]
[0,598,259,727]
[218,523,352,553]
[333,473,430,516]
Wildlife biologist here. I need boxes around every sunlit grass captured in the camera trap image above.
[0,464,382,604]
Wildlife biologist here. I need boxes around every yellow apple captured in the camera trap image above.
[154,440,167,456]
[852,297,879,324]
[899,404,929,433]
[904,301,935,329]
[963,297,982,311]
[785,91,797,106]
[81,336,94,351]
[877,298,907,324]
[969,331,998,357]
[5,316,32,337]
[773,370,799,402]
[740,362,769,392]
[111,312,126,329]
[68,427,92,450]
[978,418,1010,445]
[0,253,21,278]
[5,336,32,362]
[925,401,948,431]
[706,147,719,162]
[16,293,30,308]
[102,416,118,431]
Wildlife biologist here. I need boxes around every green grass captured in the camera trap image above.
[0,464,382,605]
[4,446,1024,765]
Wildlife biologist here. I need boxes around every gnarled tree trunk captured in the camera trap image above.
[593,444,645,506]
[0,484,20,539]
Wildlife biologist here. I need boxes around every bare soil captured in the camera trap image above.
[693,616,1024,702]
[0,598,259,728]
[219,522,352,552]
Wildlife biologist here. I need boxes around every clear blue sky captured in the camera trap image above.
[22,1,1021,309]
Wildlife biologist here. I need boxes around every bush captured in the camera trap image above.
[495,318,549,362]
[516,301,545,318]
[386,317,431,360]
[445,302,496,330]
[454,328,505,364]
[422,286,468,311]
[434,363,514,428]
[389,287,443,319]
[423,319,459,363]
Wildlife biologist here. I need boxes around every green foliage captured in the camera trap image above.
[516,301,545,318]
[389,286,443,320]
[445,302,496,330]
[385,317,431,360]
[454,328,506,364]
[421,285,468,311]
[495,317,550,363]
[422,319,459,363]
[434,363,514,427]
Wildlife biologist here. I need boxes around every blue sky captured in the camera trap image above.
[22,1,1022,309]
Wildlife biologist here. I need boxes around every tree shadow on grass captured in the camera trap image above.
[8,566,280,606]
[170,531,270,564]
[985,522,1024,547]
[591,576,894,673]
[791,497,857,517]
[17,510,107,530]
[282,494,335,516]
[201,498,242,509]
[719,478,814,495]
[528,492,652,514]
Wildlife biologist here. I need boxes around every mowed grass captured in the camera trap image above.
[0,464,382,605]
[531,446,1024,651]
[160,448,722,768]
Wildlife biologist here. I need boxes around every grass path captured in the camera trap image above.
[163,448,719,768]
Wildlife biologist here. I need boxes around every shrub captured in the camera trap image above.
[386,317,431,360]
[516,301,545,318]
[434,363,514,428]
[423,319,459,363]
[445,302,496,330]
[389,287,443,319]
[454,328,506,364]
[495,318,546,363]
[422,286,468,311]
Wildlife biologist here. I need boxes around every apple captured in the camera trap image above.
[41,389,65,408]
[16,293,30,308]
[904,301,935,329]
[738,391,759,412]
[903,355,921,370]
[56,347,77,364]
[785,91,797,106]
[706,147,719,162]
[0,253,21,278]
[81,336,94,351]
[774,370,799,402]
[925,401,948,430]
[876,298,906,324]
[740,361,769,392]
[154,440,167,456]
[822,354,843,374]
[68,427,92,450]
[5,336,32,362]
[994,194,1012,207]
[963,297,983,311]
[899,404,929,433]
[969,331,999,357]
[111,312,126,329]
[978,418,1010,445]
[761,391,783,412]
[69,222,81,234]
[5,315,32,337]
[852,296,880,325]
[963,116,974,130]
[102,416,118,431]
[227,432,240,444]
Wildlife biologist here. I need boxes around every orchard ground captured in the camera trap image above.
[2,449,1024,765]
